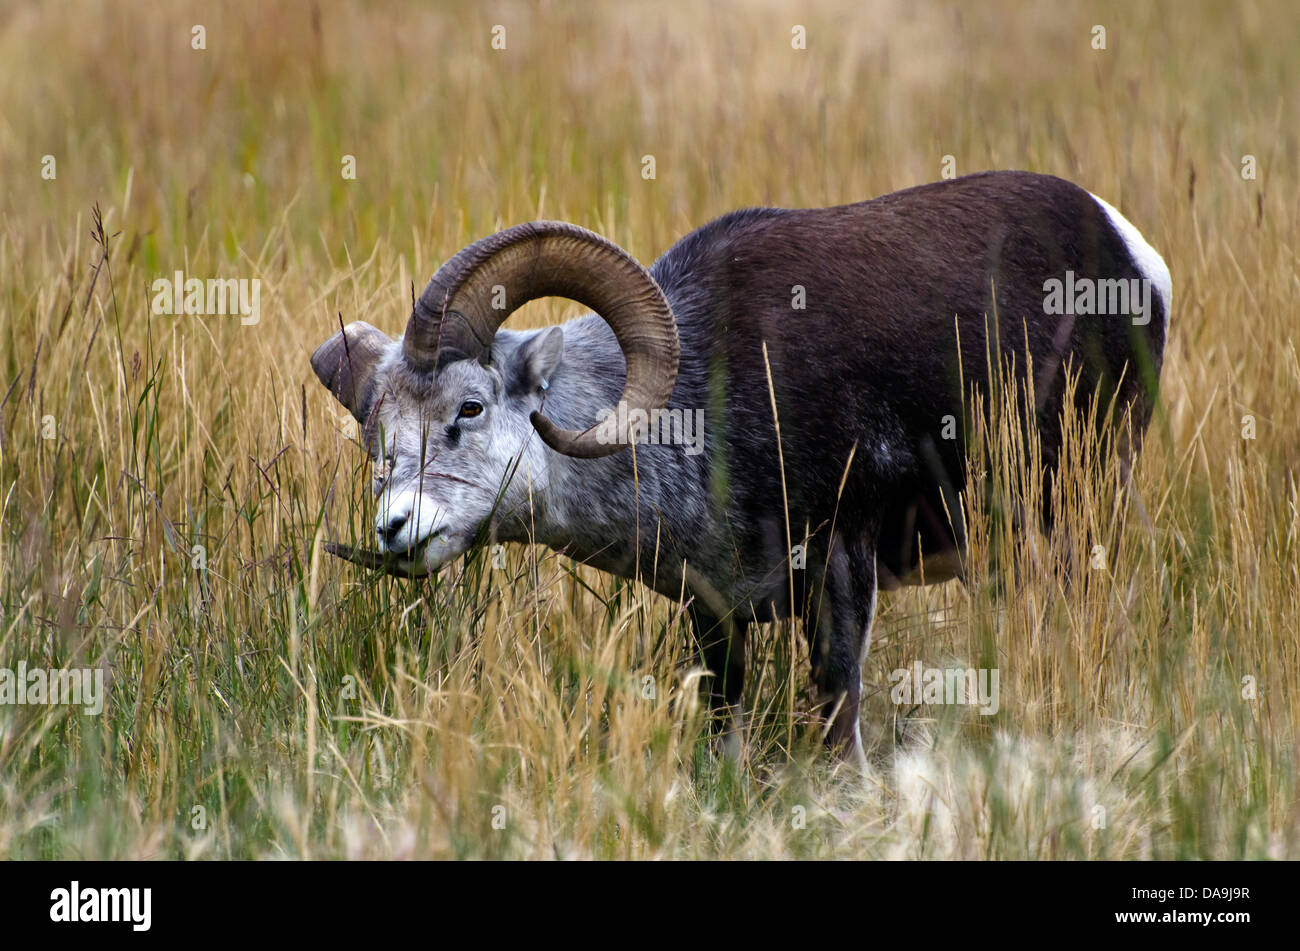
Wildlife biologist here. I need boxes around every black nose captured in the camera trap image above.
[379,513,408,544]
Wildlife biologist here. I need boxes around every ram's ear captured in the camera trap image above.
[310,321,392,422]
[506,326,564,398]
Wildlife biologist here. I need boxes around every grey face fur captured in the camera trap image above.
[342,325,565,574]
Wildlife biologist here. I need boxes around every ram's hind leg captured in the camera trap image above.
[807,530,877,770]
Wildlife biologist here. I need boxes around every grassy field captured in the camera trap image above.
[0,0,1296,859]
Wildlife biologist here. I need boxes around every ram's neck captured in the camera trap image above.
[497,314,707,584]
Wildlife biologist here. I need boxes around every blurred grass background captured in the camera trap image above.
[0,0,1296,858]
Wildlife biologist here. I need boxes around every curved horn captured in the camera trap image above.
[403,221,679,459]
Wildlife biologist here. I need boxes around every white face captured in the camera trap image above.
[367,356,549,573]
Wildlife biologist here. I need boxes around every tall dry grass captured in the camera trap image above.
[0,0,1296,858]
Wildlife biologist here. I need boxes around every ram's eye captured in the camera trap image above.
[458,400,484,419]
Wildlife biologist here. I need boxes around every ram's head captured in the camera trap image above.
[311,222,679,575]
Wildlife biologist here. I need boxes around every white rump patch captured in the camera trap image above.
[1088,192,1172,325]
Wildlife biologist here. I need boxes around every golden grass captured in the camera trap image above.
[0,0,1296,858]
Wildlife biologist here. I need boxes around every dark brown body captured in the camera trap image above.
[624,171,1168,753]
